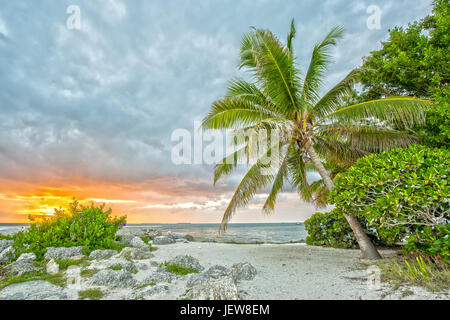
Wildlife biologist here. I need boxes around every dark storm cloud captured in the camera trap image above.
[0,0,433,190]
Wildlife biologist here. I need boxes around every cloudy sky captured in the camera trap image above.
[0,0,433,223]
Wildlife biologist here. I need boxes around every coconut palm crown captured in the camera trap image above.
[201,20,431,259]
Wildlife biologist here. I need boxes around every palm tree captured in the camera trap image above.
[201,20,431,260]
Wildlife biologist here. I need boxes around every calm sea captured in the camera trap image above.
[0,222,307,244]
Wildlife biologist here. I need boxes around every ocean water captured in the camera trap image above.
[0,222,308,244]
[127,223,307,244]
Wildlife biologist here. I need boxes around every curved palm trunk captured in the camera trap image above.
[306,144,382,260]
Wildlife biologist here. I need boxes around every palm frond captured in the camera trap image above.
[240,29,301,115]
[314,137,369,166]
[214,144,248,184]
[312,97,432,129]
[286,18,296,55]
[311,68,364,120]
[263,144,291,214]
[220,142,283,232]
[202,97,280,130]
[301,26,345,105]
[315,124,418,153]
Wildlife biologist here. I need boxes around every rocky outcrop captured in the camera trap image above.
[0,281,68,300]
[187,265,228,287]
[141,271,179,285]
[44,247,83,260]
[119,247,153,260]
[152,236,176,245]
[129,285,170,300]
[89,249,118,260]
[141,228,162,240]
[0,245,14,265]
[184,276,240,300]
[165,255,204,272]
[89,269,136,288]
[130,237,149,251]
[4,253,39,276]
[228,263,257,282]
[0,239,13,253]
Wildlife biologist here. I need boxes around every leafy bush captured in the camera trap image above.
[306,145,449,260]
[405,224,449,264]
[10,200,126,261]
[306,210,380,248]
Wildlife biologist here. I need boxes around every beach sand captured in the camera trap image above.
[150,242,446,300]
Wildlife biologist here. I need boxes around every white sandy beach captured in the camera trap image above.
[147,242,447,300]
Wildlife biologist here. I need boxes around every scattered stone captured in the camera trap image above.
[0,239,13,253]
[228,263,257,282]
[176,239,190,243]
[89,249,118,260]
[0,246,14,265]
[119,247,153,260]
[0,280,68,300]
[184,234,195,242]
[129,285,169,300]
[131,237,149,251]
[152,236,176,245]
[44,247,83,260]
[16,253,36,262]
[3,254,39,276]
[185,276,240,300]
[141,271,179,284]
[166,231,186,239]
[166,255,204,272]
[46,259,60,275]
[141,228,162,240]
[89,269,136,288]
[118,234,135,246]
[201,238,217,243]
[187,265,228,288]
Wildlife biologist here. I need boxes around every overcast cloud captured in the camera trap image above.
[0,0,433,223]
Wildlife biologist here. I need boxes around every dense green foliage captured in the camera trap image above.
[358,0,449,148]
[9,200,126,261]
[305,209,385,248]
[306,145,449,262]
[405,224,449,264]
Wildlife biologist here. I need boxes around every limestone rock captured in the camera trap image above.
[187,265,228,287]
[0,281,68,300]
[89,269,136,288]
[119,247,153,260]
[0,239,13,253]
[89,249,118,260]
[44,246,83,260]
[0,246,14,265]
[166,255,204,272]
[152,236,176,245]
[130,237,149,251]
[185,276,240,300]
[228,263,257,282]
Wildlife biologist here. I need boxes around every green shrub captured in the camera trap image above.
[405,224,449,264]
[305,209,386,249]
[9,199,126,261]
[78,288,104,300]
[306,145,449,260]
[160,262,198,275]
